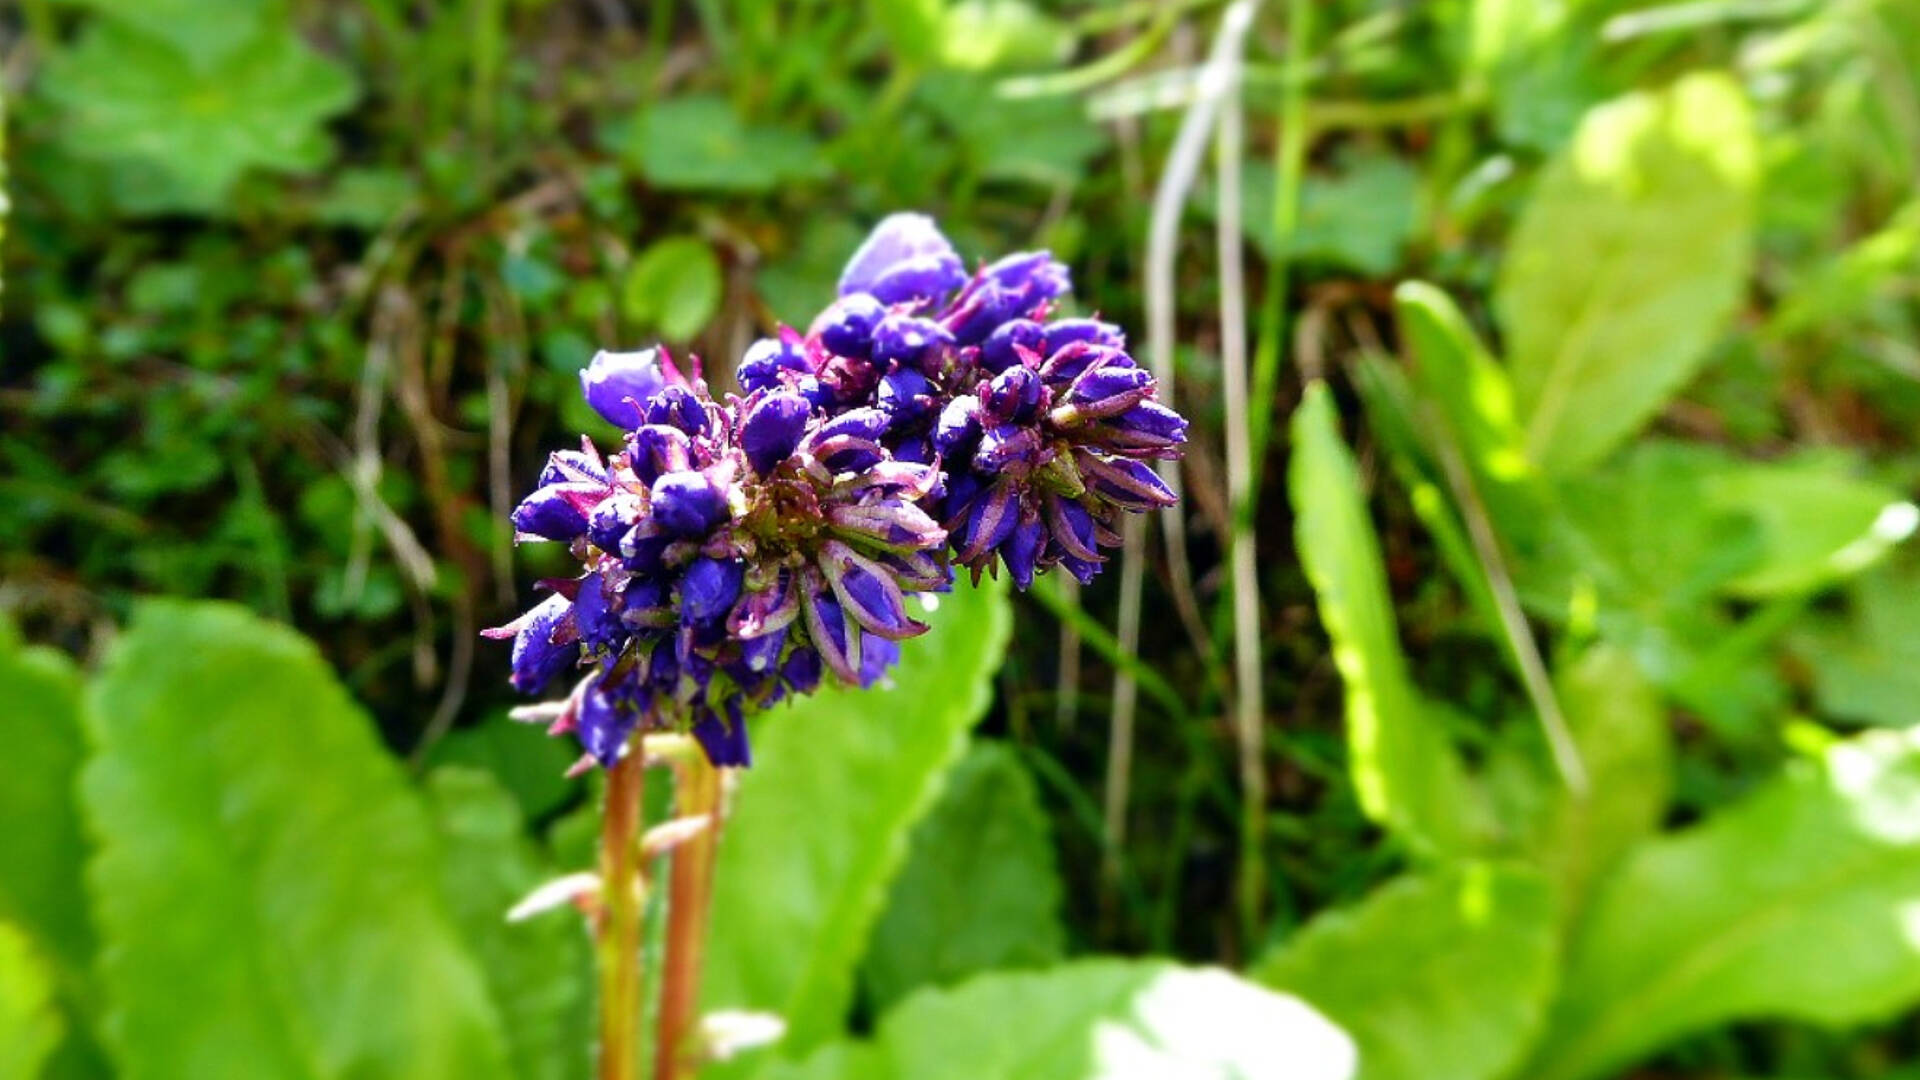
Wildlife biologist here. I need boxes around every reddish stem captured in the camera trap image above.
[597,746,646,1080]
[654,752,723,1080]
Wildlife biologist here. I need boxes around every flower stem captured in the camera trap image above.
[654,751,723,1080]
[597,745,647,1080]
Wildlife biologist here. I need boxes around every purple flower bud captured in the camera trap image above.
[858,634,900,687]
[877,369,935,427]
[500,593,579,693]
[1003,511,1044,590]
[934,396,983,457]
[740,391,811,476]
[692,701,752,768]
[1105,401,1189,451]
[1045,494,1103,561]
[681,556,745,624]
[574,571,626,650]
[737,623,788,676]
[643,386,713,436]
[982,366,1043,424]
[1058,364,1153,421]
[627,425,693,486]
[511,481,603,541]
[811,407,893,473]
[579,678,640,766]
[981,319,1044,374]
[1078,453,1177,511]
[871,314,953,371]
[839,213,963,300]
[729,571,800,638]
[782,646,823,695]
[867,255,969,308]
[802,586,859,685]
[738,337,813,394]
[827,502,945,552]
[581,349,667,429]
[539,448,607,487]
[1039,341,1131,383]
[794,374,837,410]
[1043,318,1125,353]
[945,252,1070,345]
[589,494,639,555]
[650,470,730,537]
[952,479,1019,562]
[820,540,924,640]
[816,293,887,359]
[983,250,1070,298]
[974,424,1042,475]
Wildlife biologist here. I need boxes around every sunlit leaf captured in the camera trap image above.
[38,20,357,214]
[763,961,1356,1080]
[624,236,723,342]
[425,767,593,1080]
[862,741,1064,1014]
[1290,382,1470,857]
[0,922,63,1080]
[1253,863,1556,1080]
[703,580,1012,1068]
[84,601,514,1079]
[1497,73,1757,475]
[1527,727,1920,1080]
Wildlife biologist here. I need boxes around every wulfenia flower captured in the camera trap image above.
[487,348,950,771]
[735,213,1185,589]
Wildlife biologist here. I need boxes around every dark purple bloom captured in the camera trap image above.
[511,481,602,542]
[981,319,1045,374]
[692,702,752,768]
[485,593,580,694]
[816,294,887,359]
[838,212,966,306]
[681,557,745,624]
[738,336,813,394]
[650,470,730,537]
[580,349,668,429]
[871,314,954,371]
[740,391,811,476]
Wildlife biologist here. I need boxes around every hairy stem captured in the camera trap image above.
[597,746,647,1080]
[655,752,724,1080]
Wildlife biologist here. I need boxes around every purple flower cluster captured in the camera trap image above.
[493,214,1184,770]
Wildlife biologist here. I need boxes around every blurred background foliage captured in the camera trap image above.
[6,0,1920,1078]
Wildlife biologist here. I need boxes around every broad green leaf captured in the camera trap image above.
[1235,156,1421,276]
[614,96,825,194]
[936,1,1074,72]
[0,922,62,1080]
[38,20,357,214]
[426,708,580,820]
[1464,0,1605,150]
[1252,863,1556,1080]
[1289,382,1469,856]
[425,767,593,1080]
[919,74,1107,187]
[1700,450,1917,597]
[862,741,1064,1014]
[84,601,513,1080]
[1791,560,1920,728]
[1497,73,1756,475]
[0,622,93,1003]
[703,579,1012,1065]
[1768,199,1920,337]
[763,960,1356,1080]
[623,237,723,342]
[51,0,273,69]
[1529,728,1920,1080]
[1531,646,1672,915]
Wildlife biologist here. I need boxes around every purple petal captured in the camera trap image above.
[815,293,887,359]
[680,556,745,625]
[737,336,813,394]
[1103,401,1189,451]
[801,584,861,685]
[820,540,925,640]
[857,634,900,687]
[692,702,752,768]
[871,313,954,371]
[539,448,608,487]
[579,678,641,766]
[580,348,667,429]
[981,319,1045,374]
[974,424,1042,475]
[1003,510,1044,590]
[507,593,581,693]
[933,395,983,457]
[740,391,811,476]
[838,213,961,298]
[1043,318,1125,353]
[649,470,730,537]
[511,481,603,542]
[782,646,823,695]
[953,480,1019,563]
[1078,453,1177,511]
[982,366,1043,424]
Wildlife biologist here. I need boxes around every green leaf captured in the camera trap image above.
[1253,863,1556,1080]
[1700,449,1917,598]
[702,579,1012,1066]
[933,1,1074,72]
[38,20,357,214]
[1289,382,1470,857]
[425,767,593,1080]
[615,96,825,194]
[1464,0,1605,151]
[84,601,513,1080]
[0,622,94,1004]
[919,74,1107,187]
[1792,561,1920,727]
[0,922,63,1080]
[1530,646,1672,916]
[762,960,1356,1080]
[51,0,273,69]
[1528,728,1920,1080]
[862,741,1064,1014]
[623,236,723,342]
[1496,73,1757,475]
[1240,154,1421,276]
[426,709,580,821]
